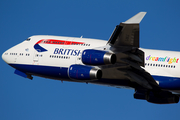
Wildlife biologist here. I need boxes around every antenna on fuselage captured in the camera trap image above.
[80,35,83,38]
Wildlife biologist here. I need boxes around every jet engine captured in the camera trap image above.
[146,91,179,104]
[81,49,116,65]
[134,90,179,104]
[68,64,102,80]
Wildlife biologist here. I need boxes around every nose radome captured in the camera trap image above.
[2,50,9,64]
[2,51,6,62]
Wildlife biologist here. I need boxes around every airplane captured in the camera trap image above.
[2,12,180,104]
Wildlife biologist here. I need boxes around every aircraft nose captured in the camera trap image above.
[2,50,9,64]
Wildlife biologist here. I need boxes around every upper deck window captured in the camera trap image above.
[26,38,31,41]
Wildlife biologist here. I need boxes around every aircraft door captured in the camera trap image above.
[14,53,19,62]
[64,38,73,48]
[33,50,39,64]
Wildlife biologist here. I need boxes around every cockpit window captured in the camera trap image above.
[26,38,31,41]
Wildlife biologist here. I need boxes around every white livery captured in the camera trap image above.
[2,12,180,104]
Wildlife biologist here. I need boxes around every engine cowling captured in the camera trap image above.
[134,90,179,104]
[134,90,146,100]
[81,49,116,65]
[146,92,179,104]
[68,64,102,80]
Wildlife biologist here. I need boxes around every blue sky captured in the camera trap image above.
[1,0,180,120]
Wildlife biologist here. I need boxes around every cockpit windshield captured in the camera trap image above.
[26,38,31,41]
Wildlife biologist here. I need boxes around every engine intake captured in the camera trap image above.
[82,49,116,65]
[68,64,102,80]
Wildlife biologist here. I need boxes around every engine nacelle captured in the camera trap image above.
[81,49,116,65]
[134,90,179,104]
[68,64,102,80]
[146,92,179,104]
[134,90,146,100]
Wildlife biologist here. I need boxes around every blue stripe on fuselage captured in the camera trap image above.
[9,64,180,90]
[10,64,69,79]
[152,75,180,90]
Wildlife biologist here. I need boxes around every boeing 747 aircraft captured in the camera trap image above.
[2,12,180,104]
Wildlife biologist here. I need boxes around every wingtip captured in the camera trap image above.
[123,12,147,24]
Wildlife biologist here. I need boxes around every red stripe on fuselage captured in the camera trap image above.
[35,39,85,45]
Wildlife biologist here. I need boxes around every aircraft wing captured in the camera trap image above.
[106,12,160,90]
[107,12,146,48]
[95,12,179,104]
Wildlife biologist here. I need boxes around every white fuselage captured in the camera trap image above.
[2,35,107,67]
[2,35,180,92]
